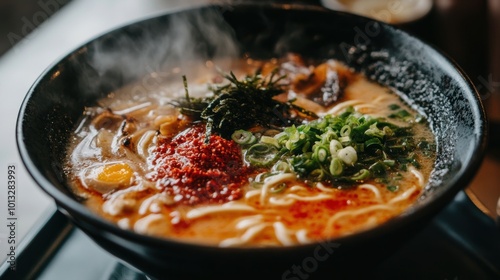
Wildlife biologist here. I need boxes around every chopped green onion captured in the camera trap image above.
[339,136,351,145]
[388,104,400,110]
[270,183,287,193]
[369,161,387,177]
[387,185,399,192]
[274,131,288,143]
[309,169,326,181]
[365,137,383,149]
[340,125,351,137]
[365,123,385,138]
[290,153,317,177]
[383,159,395,167]
[254,172,278,183]
[313,145,329,163]
[382,126,394,137]
[231,130,256,145]
[329,139,343,155]
[351,169,370,181]
[389,109,412,120]
[260,135,280,148]
[302,141,311,154]
[232,106,430,190]
[251,182,263,189]
[272,161,291,173]
[337,146,357,166]
[321,130,337,144]
[245,144,279,167]
[329,158,344,176]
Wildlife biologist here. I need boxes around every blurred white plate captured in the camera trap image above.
[320,0,433,24]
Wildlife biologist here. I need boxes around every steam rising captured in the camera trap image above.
[80,7,239,96]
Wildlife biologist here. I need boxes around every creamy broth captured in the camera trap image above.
[65,56,435,246]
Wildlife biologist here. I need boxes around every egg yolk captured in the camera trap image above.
[97,163,133,184]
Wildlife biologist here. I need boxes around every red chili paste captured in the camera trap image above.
[148,124,251,205]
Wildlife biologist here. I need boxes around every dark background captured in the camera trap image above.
[0,0,69,55]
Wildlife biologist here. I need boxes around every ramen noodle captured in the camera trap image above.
[65,55,435,247]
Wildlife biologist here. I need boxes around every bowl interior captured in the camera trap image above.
[17,2,486,256]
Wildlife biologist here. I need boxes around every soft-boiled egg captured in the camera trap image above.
[81,162,134,194]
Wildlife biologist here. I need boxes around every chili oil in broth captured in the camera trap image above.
[65,56,436,247]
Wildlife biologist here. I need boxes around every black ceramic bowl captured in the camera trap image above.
[17,3,487,279]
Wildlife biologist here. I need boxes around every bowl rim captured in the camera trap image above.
[16,2,488,253]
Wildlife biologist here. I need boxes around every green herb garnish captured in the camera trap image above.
[172,71,317,142]
[235,107,433,188]
[387,185,399,192]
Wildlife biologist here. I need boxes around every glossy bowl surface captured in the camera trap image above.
[17,3,487,279]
